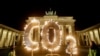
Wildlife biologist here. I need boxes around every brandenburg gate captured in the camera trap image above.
[23,10,77,56]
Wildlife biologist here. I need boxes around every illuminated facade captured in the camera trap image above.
[1,11,99,56]
[0,24,21,56]
[1,11,100,56]
[76,23,100,46]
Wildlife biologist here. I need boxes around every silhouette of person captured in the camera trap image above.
[88,41,98,56]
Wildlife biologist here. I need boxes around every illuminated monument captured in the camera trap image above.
[0,10,100,56]
[23,10,77,56]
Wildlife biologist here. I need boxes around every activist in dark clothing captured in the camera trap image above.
[88,41,98,56]
[91,41,97,50]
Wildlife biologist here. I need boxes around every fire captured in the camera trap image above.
[65,35,78,55]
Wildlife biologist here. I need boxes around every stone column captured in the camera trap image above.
[17,34,21,46]
[85,32,89,46]
[87,32,91,46]
[18,31,24,46]
[62,25,66,45]
[39,25,42,43]
[76,31,80,46]
[13,33,16,47]
[38,26,40,43]
[81,33,85,46]
[8,31,13,47]
[93,30,98,44]
[3,30,9,47]
[98,28,100,44]
[97,29,100,44]
[99,28,100,37]
[89,31,95,42]
[68,25,72,34]
[59,25,63,44]
[93,29,100,44]
[11,32,15,46]
[71,24,75,36]
[0,28,3,47]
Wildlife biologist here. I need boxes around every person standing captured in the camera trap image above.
[88,41,97,56]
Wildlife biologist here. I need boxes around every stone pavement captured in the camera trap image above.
[15,46,89,56]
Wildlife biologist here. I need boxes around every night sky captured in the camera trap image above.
[0,0,100,31]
